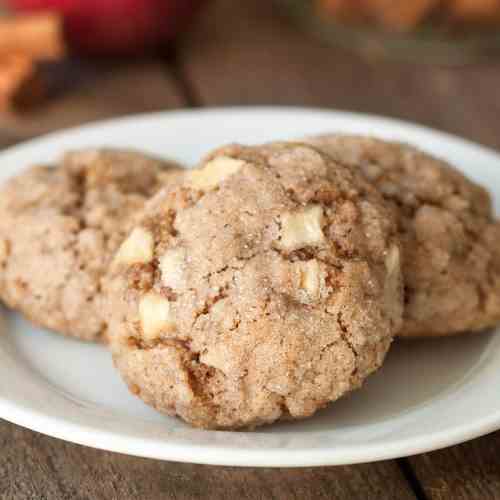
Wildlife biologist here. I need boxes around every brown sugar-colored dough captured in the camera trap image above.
[106,142,403,429]
[306,134,500,338]
[0,148,184,342]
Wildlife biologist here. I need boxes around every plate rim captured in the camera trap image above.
[2,105,500,160]
[2,393,500,467]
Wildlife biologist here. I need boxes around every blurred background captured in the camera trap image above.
[1,0,500,148]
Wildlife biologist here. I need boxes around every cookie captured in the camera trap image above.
[106,142,403,429]
[306,134,500,337]
[0,148,184,342]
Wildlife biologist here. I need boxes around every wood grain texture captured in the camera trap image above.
[0,58,184,143]
[180,0,500,150]
[408,431,500,500]
[0,420,416,500]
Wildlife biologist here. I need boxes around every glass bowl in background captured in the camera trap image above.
[276,0,500,63]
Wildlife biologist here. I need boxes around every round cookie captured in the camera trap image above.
[106,142,403,429]
[306,134,500,338]
[0,148,184,342]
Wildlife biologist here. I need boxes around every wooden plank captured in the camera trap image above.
[407,431,500,500]
[0,58,184,143]
[0,420,416,500]
[180,0,500,150]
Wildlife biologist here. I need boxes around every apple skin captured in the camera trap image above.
[8,0,205,55]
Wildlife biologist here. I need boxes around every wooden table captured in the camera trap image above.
[2,2,500,499]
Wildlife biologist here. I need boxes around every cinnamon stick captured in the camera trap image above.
[0,52,36,110]
[0,12,65,61]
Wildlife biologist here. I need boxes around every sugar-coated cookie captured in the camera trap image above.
[0,149,183,341]
[106,142,403,429]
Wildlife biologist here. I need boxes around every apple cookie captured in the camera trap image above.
[0,148,184,341]
[106,142,403,429]
[306,134,500,337]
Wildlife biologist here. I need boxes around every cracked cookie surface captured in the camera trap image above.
[0,149,184,341]
[306,134,500,337]
[106,142,403,429]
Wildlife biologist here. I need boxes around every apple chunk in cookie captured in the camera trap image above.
[106,142,403,429]
[0,148,184,342]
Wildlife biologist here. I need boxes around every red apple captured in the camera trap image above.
[7,0,205,55]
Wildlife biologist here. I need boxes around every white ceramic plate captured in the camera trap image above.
[1,108,500,467]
